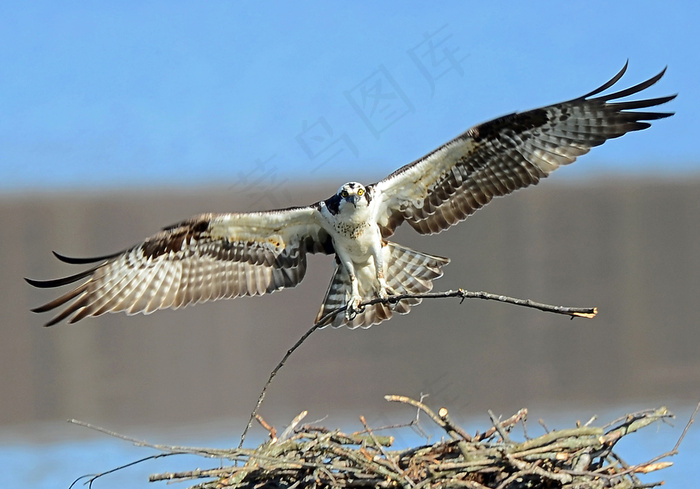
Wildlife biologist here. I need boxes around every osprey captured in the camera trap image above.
[27,63,675,328]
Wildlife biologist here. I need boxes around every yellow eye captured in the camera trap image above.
[341,190,349,198]
[357,188,364,196]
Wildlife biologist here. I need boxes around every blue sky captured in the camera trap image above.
[1,1,696,194]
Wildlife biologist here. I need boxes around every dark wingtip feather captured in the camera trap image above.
[26,250,115,325]
[627,111,675,121]
[581,61,629,99]
[30,283,90,326]
[25,277,45,288]
[30,284,88,314]
[580,63,672,104]
[52,250,121,264]
[612,94,677,111]
[597,66,668,101]
[43,314,67,327]
[44,306,80,327]
[24,267,98,289]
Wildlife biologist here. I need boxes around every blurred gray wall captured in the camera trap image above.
[2,179,699,433]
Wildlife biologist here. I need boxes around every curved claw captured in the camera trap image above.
[378,288,390,300]
[345,306,357,321]
[345,296,364,320]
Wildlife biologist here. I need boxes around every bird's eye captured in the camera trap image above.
[341,190,349,198]
[357,188,364,196]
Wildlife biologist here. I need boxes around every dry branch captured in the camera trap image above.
[140,396,690,489]
[239,289,597,447]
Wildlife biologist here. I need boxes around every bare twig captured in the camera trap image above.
[149,467,236,483]
[384,394,453,436]
[254,413,277,441]
[438,406,473,442]
[359,415,415,487]
[238,321,323,448]
[69,453,181,489]
[279,410,308,442]
[605,401,700,480]
[239,289,596,447]
[68,419,233,459]
[672,401,700,453]
[488,410,513,443]
[474,409,528,442]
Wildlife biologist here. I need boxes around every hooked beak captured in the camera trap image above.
[347,194,359,207]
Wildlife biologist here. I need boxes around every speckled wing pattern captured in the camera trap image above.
[26,208,332,326]
[371,63,676,237]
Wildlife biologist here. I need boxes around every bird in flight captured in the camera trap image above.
[26,63,675,328]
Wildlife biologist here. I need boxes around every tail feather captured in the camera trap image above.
[315,242,449,328]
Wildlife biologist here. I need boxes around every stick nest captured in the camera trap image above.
[147,396,682,489]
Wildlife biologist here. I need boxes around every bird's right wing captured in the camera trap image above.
[26,206,333,326]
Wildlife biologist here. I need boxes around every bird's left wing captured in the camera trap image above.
[26,206,332,326]
[371,63,675,237]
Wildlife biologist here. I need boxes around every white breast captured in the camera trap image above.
[320,201,381,261]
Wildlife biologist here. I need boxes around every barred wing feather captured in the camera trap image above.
[372,63,675,237]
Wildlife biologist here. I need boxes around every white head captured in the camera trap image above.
[337,182,369,208]
[324,182,371,215]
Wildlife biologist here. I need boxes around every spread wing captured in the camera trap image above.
[26,207,332,326]
[372,62,676,236]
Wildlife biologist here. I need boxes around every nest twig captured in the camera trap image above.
[140,395,691,489]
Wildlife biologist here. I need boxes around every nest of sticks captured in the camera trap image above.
[146,395,687,489]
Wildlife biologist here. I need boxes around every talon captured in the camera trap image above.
[345,307,357,321]
[377,284,395,301]
[377,276,391,300]
[345,296,363,320]
[380,287,395,299]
